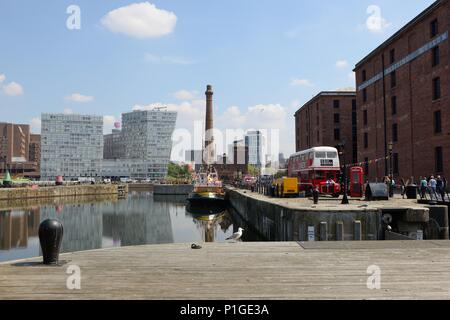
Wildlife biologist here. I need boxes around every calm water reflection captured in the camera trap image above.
[0,192,260,263]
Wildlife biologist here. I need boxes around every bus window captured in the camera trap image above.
[309,152,314,159]
[315,152,326,158]
[326,152,338,159]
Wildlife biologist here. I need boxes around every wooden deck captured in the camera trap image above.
[1,241,450,300]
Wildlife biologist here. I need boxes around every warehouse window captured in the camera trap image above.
[362,70,367,82]
[431,19,439,38]
[364,133,368,149]
[363,110,368,126]
[363,88,367,103]
[390,49,395,64]
[434,110,442,134]
[334,129,340,141]
[333,100,340,109]
[393,153,399,175]
[391,71,397,88]
[432,46,440,67]
[391,96,397,115]
[334,113,340,124]
[392,123,398,142]
[433,77,441,100]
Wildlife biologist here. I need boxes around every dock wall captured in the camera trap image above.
[228,189,382,241]
[0,184,126,201]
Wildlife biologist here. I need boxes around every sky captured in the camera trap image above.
[0,0,437,160]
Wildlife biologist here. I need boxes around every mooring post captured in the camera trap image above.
[38,219,64,265]
[336,221,344,241]
[320,222,328,241]
[354,220,362,241]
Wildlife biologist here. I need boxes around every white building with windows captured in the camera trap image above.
[40,113,103,181]
[102,109,177,180]
[245,130,263,167]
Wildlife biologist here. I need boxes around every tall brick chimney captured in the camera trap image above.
[204,85,215,165]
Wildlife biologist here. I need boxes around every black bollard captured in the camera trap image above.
[39,219,64,265]
[313,188,319,204]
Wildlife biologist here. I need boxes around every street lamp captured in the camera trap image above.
[388,141,394,198]
[338,141,349,205]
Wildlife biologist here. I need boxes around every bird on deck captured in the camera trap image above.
[226,228,244,241]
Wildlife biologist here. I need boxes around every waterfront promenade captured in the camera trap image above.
[2,241,450,300]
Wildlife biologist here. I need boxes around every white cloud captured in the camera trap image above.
[30,118,41,133]
[63,108,74,114]
[65,93,94,103]
[101,2,177,39]
[290,78,313,87]
[173,90,198,101]
[2,82,24,96]
[336,60,349,69]
[0,74,5,83]
[366,5,392,33]
[144,53,195,65]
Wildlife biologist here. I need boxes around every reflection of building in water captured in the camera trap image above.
[102,193,173,246]
[40,204,102,253]
[0,211,29,250]
[27,208,40,237]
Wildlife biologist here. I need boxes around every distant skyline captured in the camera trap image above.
[0,0,437,158]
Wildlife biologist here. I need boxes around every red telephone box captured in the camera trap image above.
[349,167,364,198]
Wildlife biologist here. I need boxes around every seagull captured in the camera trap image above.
[227,228,244,241]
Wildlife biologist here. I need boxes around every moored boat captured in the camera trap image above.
[187,166,226,206]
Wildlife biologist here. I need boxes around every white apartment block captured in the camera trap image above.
[102,110,177,180]
[40,113,103,181]
[245,130,263,167]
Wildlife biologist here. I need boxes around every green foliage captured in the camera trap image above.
[274,170,287,179]
[248,165,261,177]
[167,162,192,181]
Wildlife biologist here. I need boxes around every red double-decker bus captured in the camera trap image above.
[288,147,342,197]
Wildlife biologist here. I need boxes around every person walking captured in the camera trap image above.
[436,176,444,200]
[429,176,437,195]
[420,176,428,199]
[400,178,406,199]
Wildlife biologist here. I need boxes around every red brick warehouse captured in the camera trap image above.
[294,91,358,167]
[354,0,449,182]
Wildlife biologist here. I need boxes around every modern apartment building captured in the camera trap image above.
[103,129,125,160]
[0,122,40,177]
[40,114,103,180]
[354,0,449,180]
[245,130,263,167]
[102,109,177,180]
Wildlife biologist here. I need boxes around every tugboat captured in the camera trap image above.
[187,166,226,206]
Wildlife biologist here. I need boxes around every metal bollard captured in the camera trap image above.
[313,188,319,204]
[39,219,64,265]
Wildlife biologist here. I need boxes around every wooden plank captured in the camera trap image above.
[1,241,450,299]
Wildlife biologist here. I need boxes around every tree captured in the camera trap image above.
[248,165,261,177]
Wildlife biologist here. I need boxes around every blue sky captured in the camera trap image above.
[0,0,437,158]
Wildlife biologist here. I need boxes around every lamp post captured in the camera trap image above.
[388,142,394,198]
[338,141,349,205]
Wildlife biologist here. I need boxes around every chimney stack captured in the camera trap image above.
[204,85,215,165]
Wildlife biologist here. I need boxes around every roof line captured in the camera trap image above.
[354,0,443,70]
[294,91,356,116]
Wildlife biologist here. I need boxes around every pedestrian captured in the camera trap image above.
[429,176,437,194]
[390,175,396,198]
[436,176,444,199]
[400,178,406,199]
[420,176,428,199]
